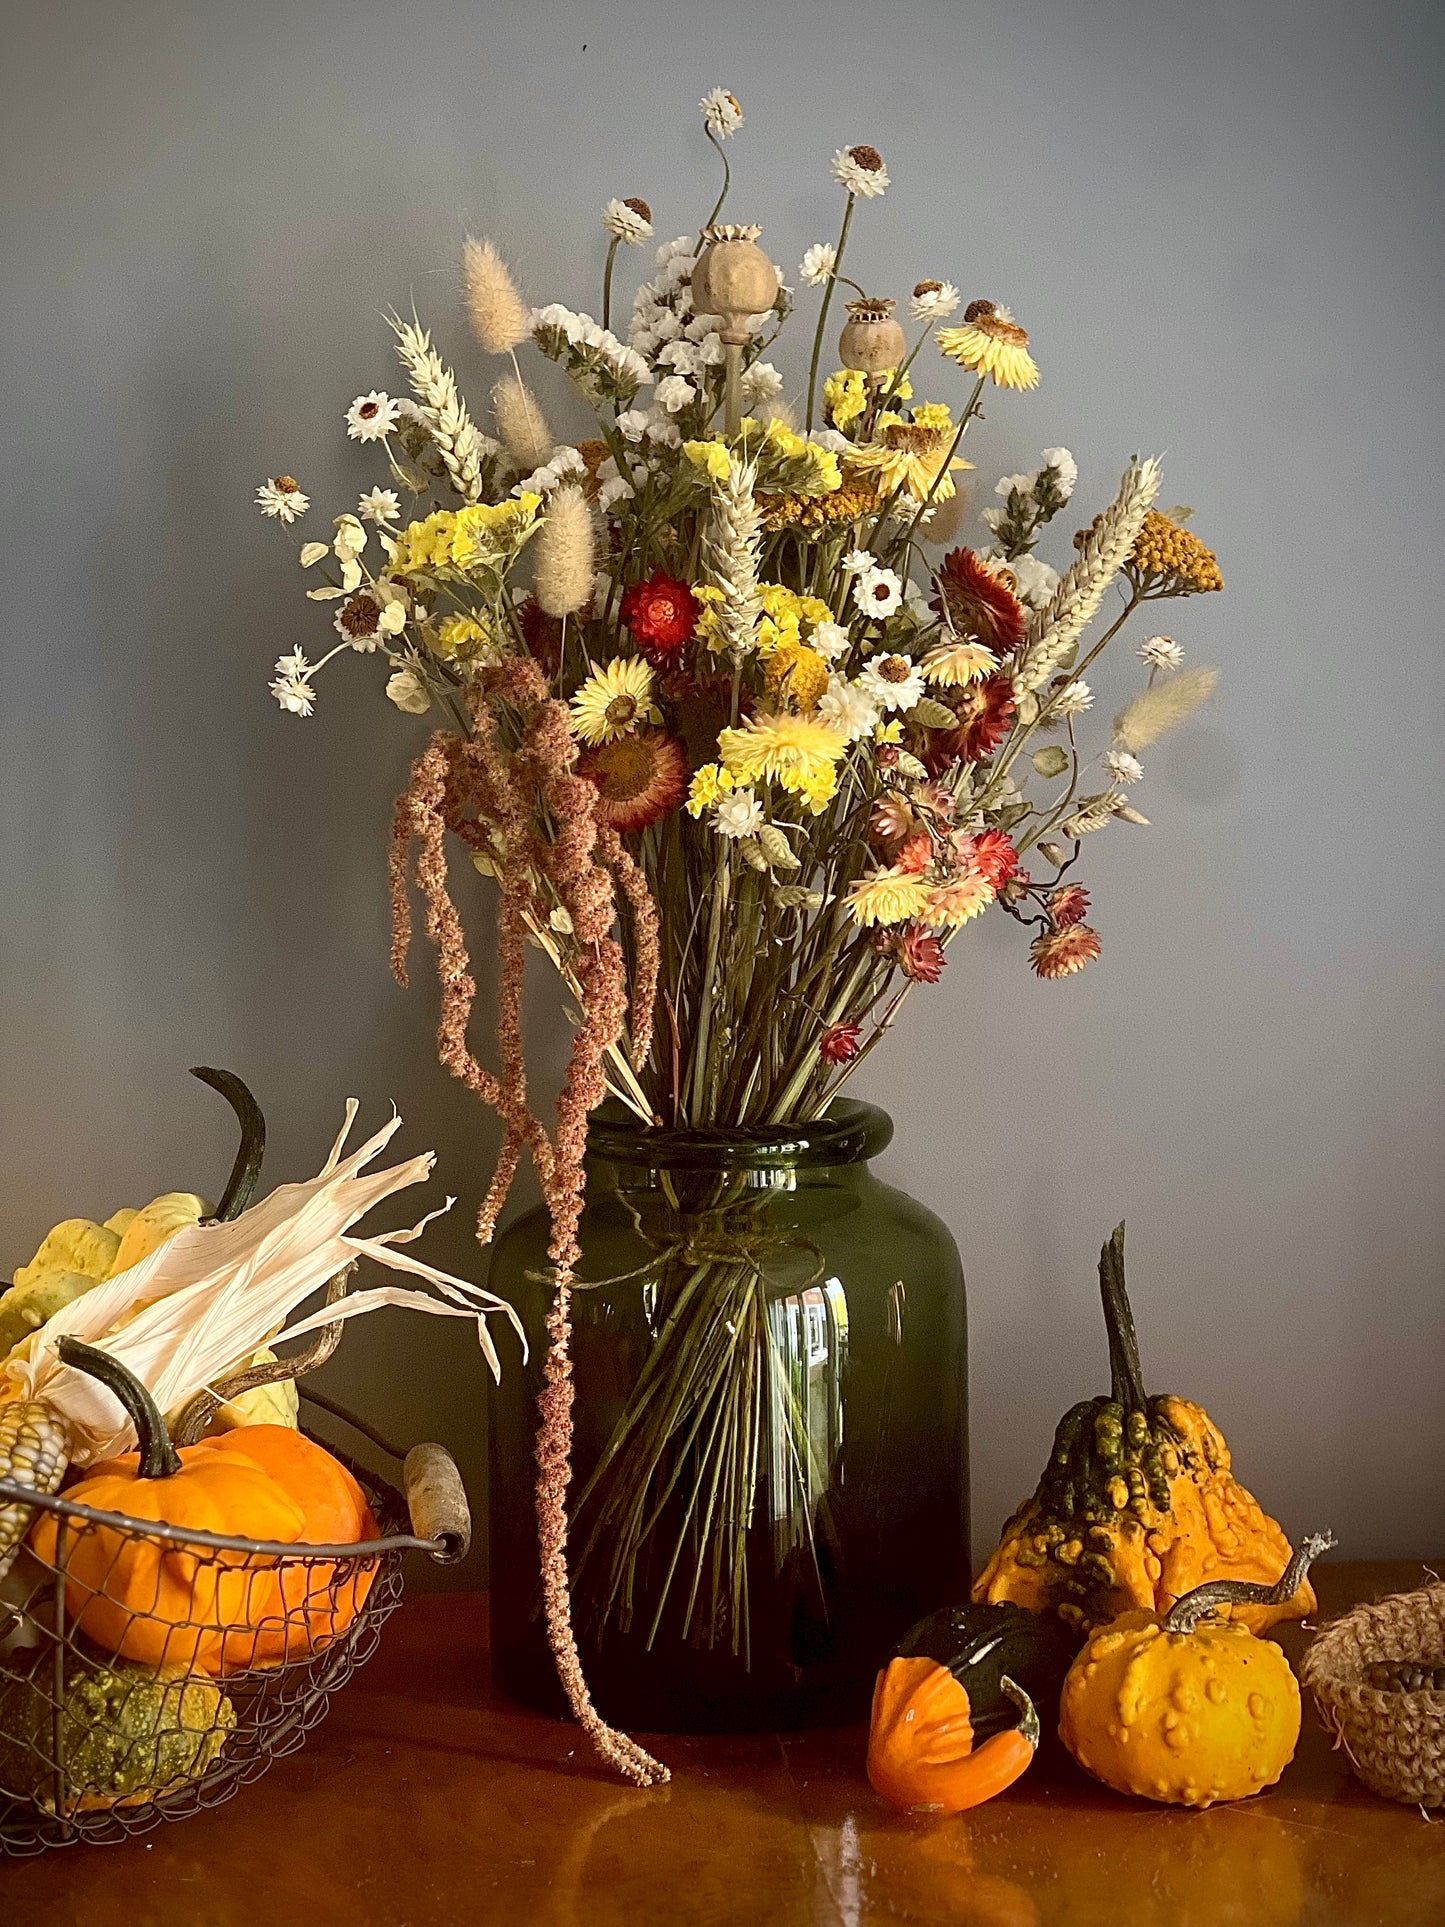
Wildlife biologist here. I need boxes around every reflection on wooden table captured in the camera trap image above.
[6,1562,1443,1926]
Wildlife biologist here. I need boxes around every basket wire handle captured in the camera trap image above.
[170,1264,355,1447]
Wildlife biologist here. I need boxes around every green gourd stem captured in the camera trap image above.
[1163,1530,1337,1634]
[999,1676,1040,1751]
[189,1066,267,1220]
[57,1337,182,1480]
[1098,1222,1147,1412]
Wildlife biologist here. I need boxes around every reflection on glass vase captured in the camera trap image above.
[486,1101,968,1733]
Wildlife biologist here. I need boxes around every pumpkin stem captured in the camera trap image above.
[56,1337,182,1480]
[1098,1222,1147,1412]
[1163,1530,1337,1634]
[1000,1676,1040,1751]
[189,1067,267,1222]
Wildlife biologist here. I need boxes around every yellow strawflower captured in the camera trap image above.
[686,762,733,817]
[845,421,972,502]
[765,642,831,713]
[717,712,848,811]
[569,657,661,745]
[846,868,934,927]
[921,640,998,687]
[937,301,1040,392]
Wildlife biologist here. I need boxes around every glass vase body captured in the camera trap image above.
[486,1101,968,1732]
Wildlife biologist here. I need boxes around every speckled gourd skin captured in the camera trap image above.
[972,1227,1313,1638]
[1059,1610,1301,1807]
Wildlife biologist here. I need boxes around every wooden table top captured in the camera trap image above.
[6,1561,1443,1926]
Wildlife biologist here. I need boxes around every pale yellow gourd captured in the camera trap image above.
[110,1192,209,1275]
[13,1218,120,1292]
[209,1348,300,1432]
[1059,1533,1333,1808]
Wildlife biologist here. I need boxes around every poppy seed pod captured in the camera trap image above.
[838,297,906,375]
[691,224,779,347]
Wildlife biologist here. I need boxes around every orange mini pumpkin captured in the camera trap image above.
[30,1340,376,1675]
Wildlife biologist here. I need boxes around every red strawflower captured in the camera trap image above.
[931,548,1027,656]
[819,1022,863,1065]
[577,732,688,834]
[1030,923,1102,980]
[970,829,1019,888]
[895,923,945,983]
[621,571,699,667]
[895,830,933,875]
[1048,884,1091,928]
[922,672,1017,774]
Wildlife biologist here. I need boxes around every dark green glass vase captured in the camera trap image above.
[486,1100,968,1732]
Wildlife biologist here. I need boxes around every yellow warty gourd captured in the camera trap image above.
[13,1219,120,1292]
[210,1348,300,1432]
[110,1193,210,1276]
[103,1207,139,1238]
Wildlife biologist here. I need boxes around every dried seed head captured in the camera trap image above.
[462,236,529,354]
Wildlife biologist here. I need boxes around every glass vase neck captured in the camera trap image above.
[586,1100,893,1175]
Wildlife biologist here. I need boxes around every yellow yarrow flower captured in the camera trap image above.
[686,762,734,817]
[764,641,831,713]
[393,494,541,577]
[431,611,502,666]
[683,438,733,482]
[717,711,848,812]
[569,657,661,745]
[846,867,934,927]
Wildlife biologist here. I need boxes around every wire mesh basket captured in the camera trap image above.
[0,1392,470,1855]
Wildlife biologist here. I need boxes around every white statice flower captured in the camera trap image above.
[818,674,881,743]
[853,565,903,621]
[649,307,683,344]
[700,87,743,138]
[1051,679,1094,718]
[346,391,401,443]
[1038,447,1078,497]
[831,145,890,198]
[859,651,926,711]
[810,620,851,664]
[298,541,329,568]
[516,445,586,496]
[601,197,653,245]
[270,653,316,717]
[1139,633,1185,670]
[713,787,765,839]
[809,427,852,455]
[800,243,838,287]
[659,338,704,378]
[616,408,650,443]
[358,486,401,525]
[595,457,635,511]
[740,360,783,407]
[840,547,876,578]
[655,374,697,414]
[1105,748,1145,784]
[980,506,1008,538]
[994,472,1036,500]
[693,329,727,368]
[910,280,960,322]
[997,549,1059,610]
[385,664,431,715]
[643,408,682,448]
[255,477,309,524]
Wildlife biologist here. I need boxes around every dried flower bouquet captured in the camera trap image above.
[258,86,1223,1781]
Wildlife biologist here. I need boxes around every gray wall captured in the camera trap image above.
[3,0,1442,1587]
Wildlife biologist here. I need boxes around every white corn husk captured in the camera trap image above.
[1,1105,525,1466]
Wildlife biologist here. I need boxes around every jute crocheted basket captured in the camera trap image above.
[1300,1582,1445,1806]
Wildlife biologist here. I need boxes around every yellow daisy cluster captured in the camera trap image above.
[756,583,835,658]
[757,481,875,532]
[686,761,735,817]
[715,712,848,813]
[392,495,541,578]
[823,366,911,431]
[684,420,842,498]
[430,611,503,667]
[764,640,831,713]
[1128,512,1224,595]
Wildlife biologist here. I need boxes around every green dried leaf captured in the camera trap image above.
[911,697,958,730]
[1031,745,1069,779]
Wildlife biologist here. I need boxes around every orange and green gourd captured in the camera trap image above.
[1058,1531,1334,1806]
[868,1662,1039,1814]
[973,1224,1314,1638]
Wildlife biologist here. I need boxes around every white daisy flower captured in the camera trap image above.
[298,541,329,568]
[700,87,743,139]
[386,665,432,715]
[255,477,309,524]
[859,651,926,711]
[739,360,783,406]
[1139,633,1185,670]
[853,565,903,621]
[840,548,876,578]
[910,280,960,322]
[831,145,890,199]
[1105,748,1144,784]
[713,787,765,839]
[1051,679,1094,718]
[601,197,654,245]
[810,620,851,664]
[655,374,697,414]
[358,486,401,525]
[269,655,316,716]
[1038,447,1078,496]
[346,391,401,443]
[800,243,838,287]
[818,674,881,743]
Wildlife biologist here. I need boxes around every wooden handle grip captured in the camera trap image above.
[403,1442,471,1563]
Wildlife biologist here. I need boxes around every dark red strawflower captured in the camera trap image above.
[895,923,945,984]
[931,548,1027,656]
[517,596,564,678]
[1048,884,1091,928]
[819,1022,863,1065]
[970,829,1019,888]
[621,571,699,667]
[922,672,1017,774]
